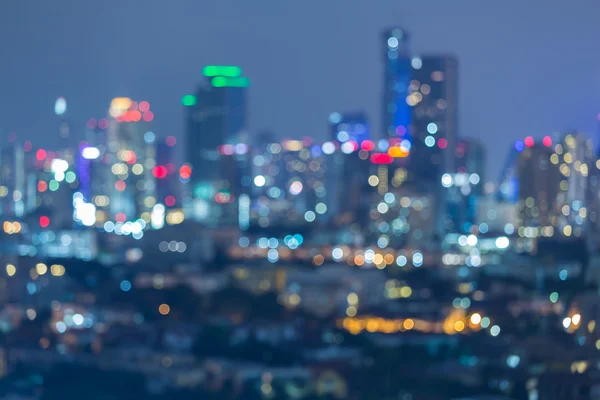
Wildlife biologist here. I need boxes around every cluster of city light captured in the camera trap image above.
[25,262,65,279]
[218,137,415,164]
[339,310,499,337]
[54,309,94,334]
[441,173,480,195]
[103,220,146,239]
[73,193,96,227]
[3,221,22,234]
[232,240,431,269]
[165,210,185,225]
[384,280,413,299]
[110,98,154,122]
[159,241,187,253]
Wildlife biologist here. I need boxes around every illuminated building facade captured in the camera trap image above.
[366,187,437,247]
[93,98,159,228]
[516,138,560,235]
[155,139,180,211]
[408,54,458,183]
[551,133,593,238]
[444,139,486,232]
[183,66,249,225]
[382,28,412,139]
[248,140,335,229]
[497,143,522,204]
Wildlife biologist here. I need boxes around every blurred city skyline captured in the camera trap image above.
[1,0,600,178]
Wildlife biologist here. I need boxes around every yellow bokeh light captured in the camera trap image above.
[36,263,48,275]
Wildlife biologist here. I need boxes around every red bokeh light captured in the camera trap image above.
[370,153,393,164]
[39,216,50,228]
[438,138,448,149]
[36,149,46,161]
[130,101,138,110]
[152,165,168,179]
[24,141,32,152]
[166,163,175,174]
[98,118,109,129]
[139,101,150,112]
[543,136,552,147]
[143,111,154,122]
[179,165,192,179]
[524,136,534,147]
[116,212,126,223]
[166,136,176,146]
[165,195,176,207]
[131,110,142,122]
[37,181,47,192]
[361,140,375,151]
[115,180,126,191]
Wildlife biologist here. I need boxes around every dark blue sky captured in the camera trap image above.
[1,0,599,178]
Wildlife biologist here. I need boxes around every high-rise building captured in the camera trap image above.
[104,98,157,223]
[550,133,593,238]
[183,66,249,225]
[155,138,180,211]
[497,143,522,204]
[382,28,412,140]
[443,139,486,232]
[408,55,458,183]
[455,139,485,194]
[54,97,71,148]
[328,112,370,143]
[516,138,560,234]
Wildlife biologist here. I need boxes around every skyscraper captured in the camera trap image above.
[183,66,249,225]
[444,139,486,233]
[54,97,71,148]
[382,28,412,140]
[408,55,458,183]
[155,138,180,211]
[516,138,560,233]
[104,97,156,223]
[551,133,593,238]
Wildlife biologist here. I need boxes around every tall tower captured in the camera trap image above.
[53,96,72,151]
[382,28,412,140]
[183,66,249,225]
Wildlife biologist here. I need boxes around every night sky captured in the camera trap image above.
[1,0,599,178]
